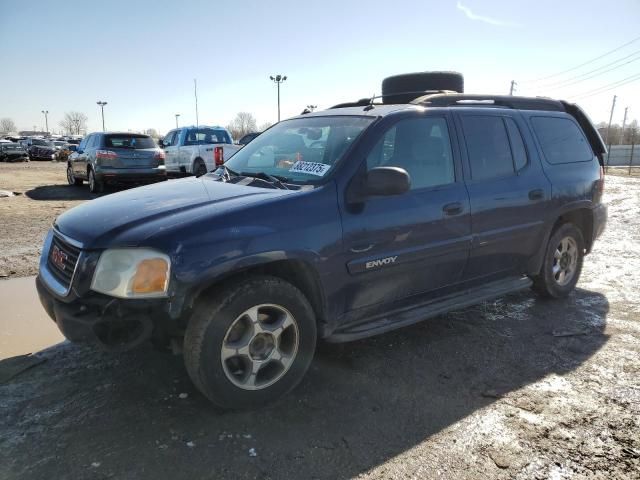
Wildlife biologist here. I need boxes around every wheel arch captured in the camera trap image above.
[185,257,328,334]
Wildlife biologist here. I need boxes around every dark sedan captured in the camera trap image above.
[28,139,57,161]
[0,143,29,162]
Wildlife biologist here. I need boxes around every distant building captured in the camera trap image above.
[19,130,48,136]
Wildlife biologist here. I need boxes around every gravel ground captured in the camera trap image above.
[0,164,639,479]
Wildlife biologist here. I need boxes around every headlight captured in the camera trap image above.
[91,248,170,298]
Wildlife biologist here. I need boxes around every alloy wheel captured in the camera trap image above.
[553,236,578,286]
[221,304,299,391]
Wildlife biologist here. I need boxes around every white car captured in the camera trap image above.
[162,126,241,176]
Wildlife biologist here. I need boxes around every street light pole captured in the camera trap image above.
[96,101,108,132]
[41,110,49,134]
[175,114,180,128]
[269,74,287,122]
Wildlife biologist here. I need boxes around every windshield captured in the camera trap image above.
[221,116,374,184]
[2,144,23,150]
[104,134,156,149]
[32,139,51,146]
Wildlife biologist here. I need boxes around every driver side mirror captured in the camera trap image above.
[364,167,410,196]
[346,166,410,206]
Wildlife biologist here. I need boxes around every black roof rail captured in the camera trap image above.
[329,90,456,109]
[412,93,565,112]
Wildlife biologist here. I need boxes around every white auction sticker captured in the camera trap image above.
[289,161,331,177]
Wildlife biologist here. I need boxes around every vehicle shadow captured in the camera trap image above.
[0,288,609,479]
[25,184,102,201]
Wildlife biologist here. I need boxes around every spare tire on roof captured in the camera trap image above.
[382,71,464,104]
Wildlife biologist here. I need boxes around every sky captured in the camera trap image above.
[1,0,639,135]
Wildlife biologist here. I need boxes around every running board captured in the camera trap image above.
[327,276,533,343]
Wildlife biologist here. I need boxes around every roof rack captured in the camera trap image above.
[329,90,456,109]
[412,93,565,112]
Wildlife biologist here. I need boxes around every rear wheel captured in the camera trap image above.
[183,275,317,409]
[532,223,584,298]
[67,165,83,186]
[88,169,103,193]
[194,158,207,177]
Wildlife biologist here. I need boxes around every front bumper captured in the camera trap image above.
[36,274,170,351]
[36,230,176,351]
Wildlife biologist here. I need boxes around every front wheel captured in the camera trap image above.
[67,165,83,186]
[183,275,317,409]
[532,223,585,298]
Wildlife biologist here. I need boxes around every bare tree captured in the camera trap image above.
[226,112,258,140]
[0,118,17,134]
[259,122,273,132]
[145,128,159,139]
[59,111,88,135]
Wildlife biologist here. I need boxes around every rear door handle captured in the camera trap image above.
[442,202,463,216]
[528,189,544,201]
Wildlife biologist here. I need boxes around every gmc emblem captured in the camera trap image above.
[51,245,68,270]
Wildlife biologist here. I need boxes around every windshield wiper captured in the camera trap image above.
[214,164,239,181]
[240,171,290,190]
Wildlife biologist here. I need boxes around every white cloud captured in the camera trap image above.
[456,1,521,28]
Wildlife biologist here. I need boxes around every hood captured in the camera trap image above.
[55,176,294,248]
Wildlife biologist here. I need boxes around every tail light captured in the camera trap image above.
[598,165,605,193]
[214,146,224,166]
[154,150,165,165]
[96,150,117,160]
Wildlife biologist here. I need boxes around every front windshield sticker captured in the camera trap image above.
[289,161,331,177]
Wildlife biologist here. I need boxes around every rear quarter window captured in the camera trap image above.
[531,116,593,164]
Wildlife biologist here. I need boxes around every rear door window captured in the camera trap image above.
[184,128,231,145]
[504,118,528,171]
[531,116,593,164]
[461,116,515,181]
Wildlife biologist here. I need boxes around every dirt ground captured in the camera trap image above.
[0,161,101,278]
[0,163,639,479]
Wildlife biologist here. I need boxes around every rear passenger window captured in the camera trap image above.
[366,117,455,190]
[504,118,528,171]
[461,116,514,180]
[531,117,593,164]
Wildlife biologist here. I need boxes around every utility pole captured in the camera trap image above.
[606,95,617,166]
[621,107,629,144]
[194,79,199,129]
[509,80,517,96]
[175,113,180,128]
[41,110,49,134]
[270,75,287,122]
[96,101,108,131]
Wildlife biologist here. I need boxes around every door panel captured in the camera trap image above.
[455,113,552,279]
[339,114,471,313]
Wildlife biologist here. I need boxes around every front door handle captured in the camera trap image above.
[529,189,544,201]
[442,202,463,216]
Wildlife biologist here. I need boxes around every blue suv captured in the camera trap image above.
[36,75,607,408]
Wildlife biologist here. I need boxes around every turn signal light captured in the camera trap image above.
[131,258,169,294]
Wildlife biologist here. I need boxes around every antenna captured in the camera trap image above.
[194,78,199,129]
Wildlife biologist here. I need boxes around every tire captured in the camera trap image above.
[88,169,103,193]
[184,275,317,409]
[382,71,464,104]
[193,158,207,177]
[532,223,585,298]
[67,164,83,186]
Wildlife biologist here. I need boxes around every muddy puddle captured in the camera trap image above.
[0,276,65,359]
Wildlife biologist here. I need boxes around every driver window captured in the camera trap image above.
[366,117,455,190]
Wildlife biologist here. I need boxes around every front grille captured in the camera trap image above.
[47,234,81,290]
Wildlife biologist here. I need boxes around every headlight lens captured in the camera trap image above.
[91,248,170,298]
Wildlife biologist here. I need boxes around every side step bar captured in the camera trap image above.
[327,276,533,343]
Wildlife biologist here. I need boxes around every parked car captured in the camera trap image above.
[0,143,29,162]
[66,132,166,193]
[36,72,607,409]
[237,131,261,146]
[54,143,76,162]
[162,126,241,176]
[27,138,57,160]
